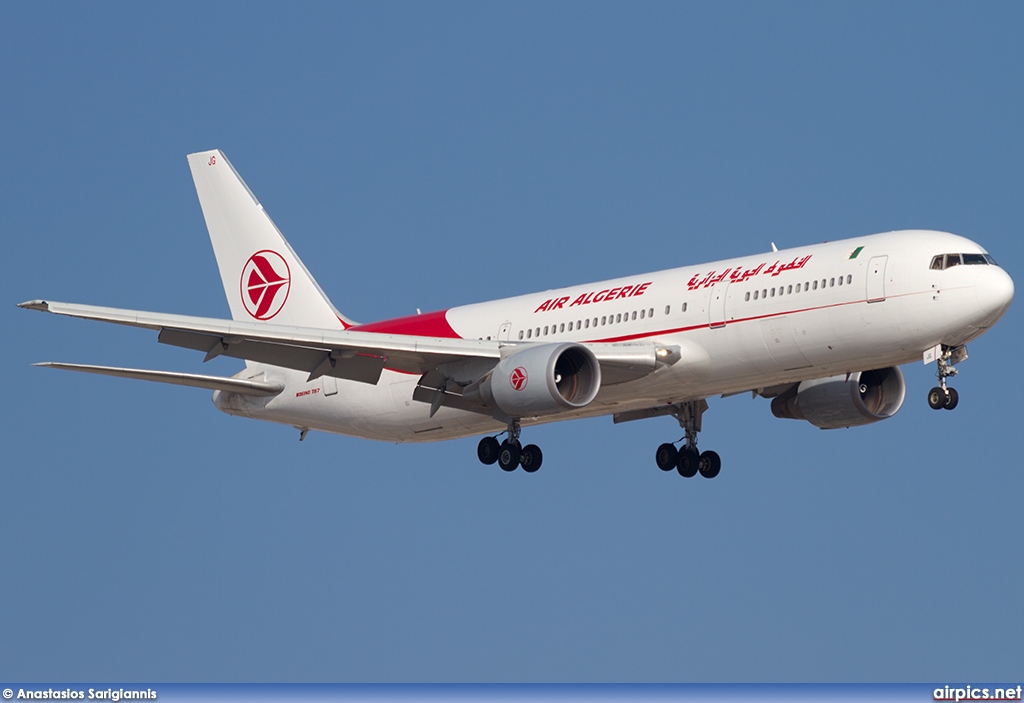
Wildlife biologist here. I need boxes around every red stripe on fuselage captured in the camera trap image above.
[349,309,461,338]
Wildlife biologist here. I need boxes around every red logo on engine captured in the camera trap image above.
[240,250,291,320]
[510,366,528,391]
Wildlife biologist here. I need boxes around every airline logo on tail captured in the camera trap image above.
[240,250,291,320]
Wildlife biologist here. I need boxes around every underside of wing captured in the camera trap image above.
[35,362,285,396]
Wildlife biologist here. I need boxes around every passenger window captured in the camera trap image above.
[568,321,573,331]
[753,290,759,300]
[770,288,775,297]
[640,309,645,319]
[787,285,792,294]
[601,316,606,325]
[762,289,767,298]
[518,330,524,340]
[830,278,834,287]
[543,326,548,336]
[813,281,818,290]
[837,276,842,286]
[846,274,852,284]
[560,323,565,333]
[682,302,688,312]
[526,329,532,339]
[616,313,622,323]
[946,254,962,268]
[630,311,636,321]
[665,305,671,315]
[649,308,654,318]
[584,319,590,329]
[745,292,751,301]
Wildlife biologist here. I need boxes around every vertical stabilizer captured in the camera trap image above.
[187,149,355,329]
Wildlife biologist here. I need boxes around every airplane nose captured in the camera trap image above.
[975,265,1014,326]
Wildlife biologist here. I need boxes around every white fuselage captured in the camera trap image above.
[215,230,1013,441]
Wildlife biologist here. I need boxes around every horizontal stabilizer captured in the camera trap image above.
[34,362,285,397]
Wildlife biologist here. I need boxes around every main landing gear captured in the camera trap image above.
[477,419,543,473]
[654,399,722,479]
[927,345,965,411]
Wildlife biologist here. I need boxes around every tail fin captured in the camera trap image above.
[187,149,356,329]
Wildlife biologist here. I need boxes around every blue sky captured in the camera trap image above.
[2,1,1021,683]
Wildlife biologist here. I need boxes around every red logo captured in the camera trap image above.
[240,250,291,320]
[510,366,528,391]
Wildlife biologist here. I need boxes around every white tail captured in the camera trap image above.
[187,149,355,329]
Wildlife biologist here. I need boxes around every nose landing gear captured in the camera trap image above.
[928,345,965,411]
[653,400,722,479]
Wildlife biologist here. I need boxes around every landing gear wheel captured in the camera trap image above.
[520,444,543,473]
[498,440,521,472]
[698,450,722,479]
[677,448,699,478]
[477,437,500,465]
[656,443,678,472]
[943,387,959,410]
[927,387,946,410]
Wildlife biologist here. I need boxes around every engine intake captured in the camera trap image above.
[462,343,601,417]
[770,367,906,429]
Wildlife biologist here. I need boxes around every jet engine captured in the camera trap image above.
[770,367,906,429]
[462,342,601,417]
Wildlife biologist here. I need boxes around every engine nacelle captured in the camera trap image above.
[462,343,601,417]
[770,367,906,429]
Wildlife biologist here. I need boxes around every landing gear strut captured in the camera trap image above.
[654,400,722,479]
[477,419,543,473]
[928,345,964,411]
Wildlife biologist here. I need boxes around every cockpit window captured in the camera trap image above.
[929,252,997,270]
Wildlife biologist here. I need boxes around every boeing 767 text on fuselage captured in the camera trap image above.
[20,150,1014,477]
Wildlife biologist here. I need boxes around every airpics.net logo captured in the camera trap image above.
[240,250,291,320]
[934,685,1023,701]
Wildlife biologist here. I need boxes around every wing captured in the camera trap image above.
[19,300,678,387]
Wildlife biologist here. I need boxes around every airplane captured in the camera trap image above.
[19,149,1014,478]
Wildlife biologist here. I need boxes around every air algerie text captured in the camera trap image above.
[534,281,652,314]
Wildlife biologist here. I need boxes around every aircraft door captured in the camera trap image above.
[709,281,729,328]
[867,255,888,302]
[499,321,512,341]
